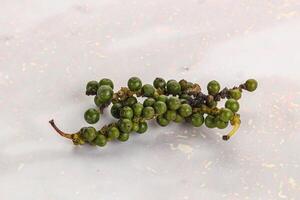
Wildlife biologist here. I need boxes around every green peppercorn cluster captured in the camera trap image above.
[50,77,258,146]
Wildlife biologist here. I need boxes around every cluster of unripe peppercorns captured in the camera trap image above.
[49,77,258,147]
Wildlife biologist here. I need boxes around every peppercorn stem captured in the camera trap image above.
[222,115,241,141]
[222,123,240,141]
[49,119,74,139]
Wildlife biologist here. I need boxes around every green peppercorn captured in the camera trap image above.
[164,110,177,121]
[99,78,114,89]
[205,115,216,128]
[167,80,181,95]
[80,127,97,142]
[143,98,156,107]
[97,85,113,102]
[142,84,155,97]
[207,80,220,95]
[216,119,228,129]
[137,122,148,134]
[156,115,170,126]
[153,77,166,90]
[132,122,140,132]
[191,113,204,127]
[118,133,130,142]
[219,108,234,122]
[118,119,133,133]
[180,98,188,104]
[178,104,192,117]
[123,96,137,106]
[178,79,189,91]
[86,81,99,95]
[225,99,240,113]
[94,134,107,147]
[245,79,258,92]
[229,89,242,100]
[50,77,259,144]
[174,114,184,123]
[111,103,122,119]
[84,108,100,124]
[156,95,167,102]
[108,127,120,140]
[132,103,144,117]
[142,106,155,120]
[207,100,217,108]
[94,96,105,107]
[167,97,181,110]
[180,94,191,100]
[128,77,142,91]
[120,106,134,119]
[153,101,167,115]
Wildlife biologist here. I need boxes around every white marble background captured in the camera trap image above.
[1,0,300,199]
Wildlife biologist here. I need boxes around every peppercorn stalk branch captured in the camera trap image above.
[49,120,85,145]
[222,114,241,140]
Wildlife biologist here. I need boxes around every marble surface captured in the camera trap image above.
[1,0,300,199]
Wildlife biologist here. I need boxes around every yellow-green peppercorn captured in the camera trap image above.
[229,89,242,100]
[245,79,258,92]
[132,122,140,132]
